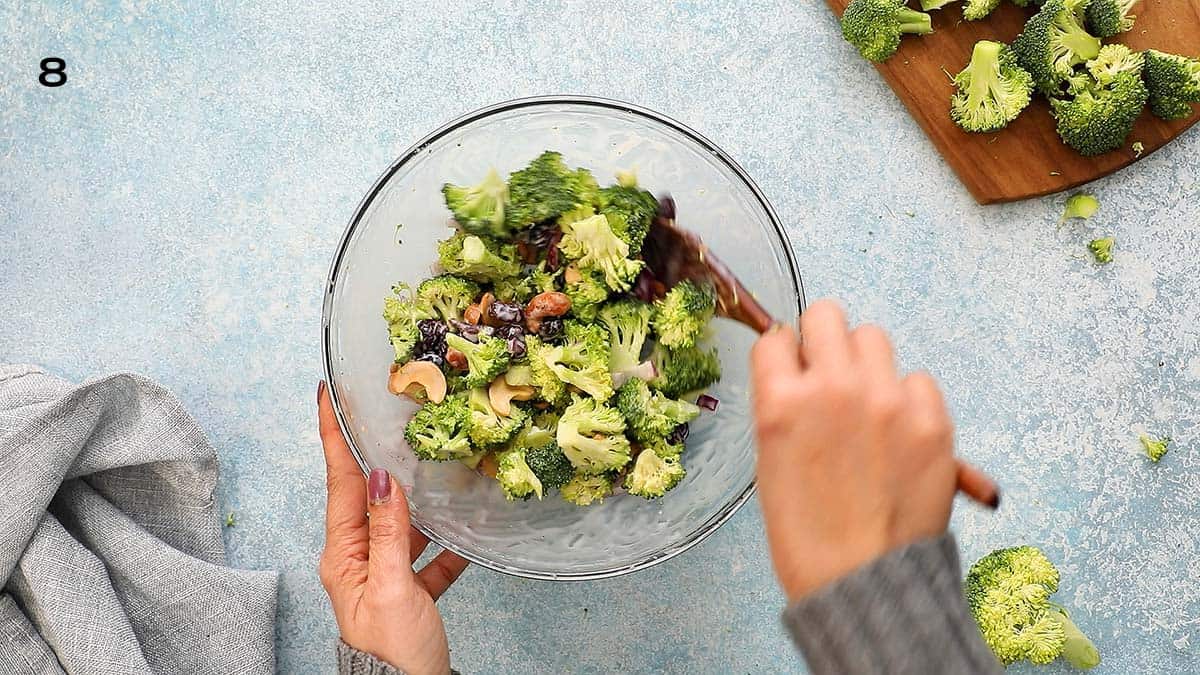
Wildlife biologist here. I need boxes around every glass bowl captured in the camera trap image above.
[322,96,804,580]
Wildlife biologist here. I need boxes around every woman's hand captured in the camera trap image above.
[317,382,469,675]
[750,301,997,602]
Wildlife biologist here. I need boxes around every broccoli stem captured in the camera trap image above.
[898,8,934,35]
[968,41,1003,105]
[1060,25,1101,63]
[1049,607,1101,670]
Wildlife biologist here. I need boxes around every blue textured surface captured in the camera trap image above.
[2,2,1197,673]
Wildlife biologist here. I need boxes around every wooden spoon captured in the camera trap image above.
[642,196,1000,510]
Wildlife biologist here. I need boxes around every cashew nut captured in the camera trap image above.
[387,361,447,403]
[488,376,535,416]
[564,265,583,284]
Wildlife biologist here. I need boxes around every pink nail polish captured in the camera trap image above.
[368,468,391,505]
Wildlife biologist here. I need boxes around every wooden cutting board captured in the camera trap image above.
[824,0,1200,204]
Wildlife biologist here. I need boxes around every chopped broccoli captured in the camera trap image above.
[560,472,615,506]
[840,0,933,64]
[404,394,474,461]
[558,212,644,292]
[507,409,556,450]
[496,447,543,500]
[615,379,701,444]
[1088,237,1114,263]
[651,344,721,399]
[383,284,436,363]
[1051,80,1147,157]
[1143,50,1200,121]
[598,299,655,375]
[438,232,522,282]
[564,268,610,321]
[1132,141,1144,157]
[443,168,509,239]
[1013,0,1102,96]
[1139,434,1169,462]
[525,322,614,403]
[1060,193,1099,223]
[417,274,480,321]
[920,0,1001,20]
[556,396,632,474]
[598,183,658,253]
[952,41,1035,133]
[1084,0,1136,38]
[505,151,599,229]
[445,333,511,388]
[653,280,716,349]
[966,546,1100,669]
[624,448,686,499]
[466,387,527,448]
[1051,48,1147,157]
[525,442,575,491]
[492,276,532,304]
[459,448,489,470]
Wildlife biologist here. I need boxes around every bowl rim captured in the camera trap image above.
[321,94,806,581]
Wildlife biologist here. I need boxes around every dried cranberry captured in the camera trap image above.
[418,319,446,341]
[493,324,524,340]
[448,320,480,343]
[487,301,524,325]
[537,317,564,339]
[506,336,527,359]
[667,423,689,445]
[415,352,445,368]
[526,221,560,248]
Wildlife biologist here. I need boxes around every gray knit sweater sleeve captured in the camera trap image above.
[336,641,462,675]
[782,533,1004,675]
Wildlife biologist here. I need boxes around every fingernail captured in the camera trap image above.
[368,468,391,505]
[317,380,327,405]
[768,322,786,334]
[988,489,1001,510]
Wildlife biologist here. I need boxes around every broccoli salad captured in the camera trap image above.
[383,151,722,505]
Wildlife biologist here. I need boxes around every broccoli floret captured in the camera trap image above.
[495,266,560,303]
[1087,44,1144,86]
[598,183,658,253]
[560,472,615,506]
[443,168,509,239]
[445,333,511,388]
[383,284,436,363]
[1088,237,1114,263]
[651,344,722,399]
[1143,50,1200,121]
[466,387,527,448]
[525,322,614,403]
[952,41,1035,133]
[496,447,543,500]
[615,379,701,444]
[653,280,716,349]
[1084,0,1136,38]
[507,408,556,450]
[437,232,522,282]
[1051,70,1147,156]
[920,0,1001,20]
[556,396,632,474]
[404,394,474,461]
[505,151,599,229]
[558,212,644,292]
[624,448,687,499]
[564,268,610,321]
[1013,0,1102,96]
[417,274,480,321]
[598,299,655,375]
[1060,192,1099,222]
[840,0,933,64]
[966,546,1099,668]
[525,442,575,491]
[1139,434,1169,462]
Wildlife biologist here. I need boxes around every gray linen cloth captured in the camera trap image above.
[0,365,278,674]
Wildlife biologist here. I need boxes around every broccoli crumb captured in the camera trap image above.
[224,512,236,527]
[1088,237,1115,264]
[1132,141,1144,157]
[1139,434,1169,463]
[1060,193,1099,224]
